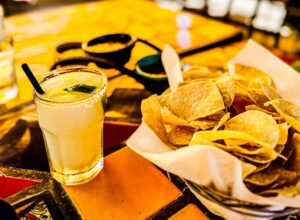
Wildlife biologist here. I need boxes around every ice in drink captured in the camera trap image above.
[35,68,107,185]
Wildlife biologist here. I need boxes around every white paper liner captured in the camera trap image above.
[228,40,300,105]
[126,40,300,219]
[162,44,183,92]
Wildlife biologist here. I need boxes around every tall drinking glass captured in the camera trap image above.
[34,67,107,185]
[0,39,18,103]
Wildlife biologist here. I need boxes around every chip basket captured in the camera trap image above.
[184,179,300,218]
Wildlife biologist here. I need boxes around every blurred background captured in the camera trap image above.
[1,0,300,55]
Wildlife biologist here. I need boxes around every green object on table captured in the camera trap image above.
[292,60,300,73]
[294,65,300,73]
[64,84,96,93]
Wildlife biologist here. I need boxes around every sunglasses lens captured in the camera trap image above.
[0,200,18,220]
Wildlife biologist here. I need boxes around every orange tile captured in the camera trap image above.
[168,204,209,220]
[64,147,181,220]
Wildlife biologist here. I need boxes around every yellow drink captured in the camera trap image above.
[35,68,107,185]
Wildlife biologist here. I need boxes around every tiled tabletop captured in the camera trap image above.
[0,0,247,219]
[64,147,182,219]
[169,204,209,220]
[3,144,220,219]
[63,146,218,219]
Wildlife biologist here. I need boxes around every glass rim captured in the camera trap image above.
[34,67,107,105]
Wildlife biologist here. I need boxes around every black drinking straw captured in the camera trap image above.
[21,63,45,94]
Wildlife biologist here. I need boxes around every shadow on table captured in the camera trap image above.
[0,120,49,172]
[0,88,148,172]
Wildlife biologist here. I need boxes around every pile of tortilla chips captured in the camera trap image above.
[141,64,300,197]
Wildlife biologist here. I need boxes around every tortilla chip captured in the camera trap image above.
[259,82,281,100]
[233,63,274,86]
[141,95,169,144]
[247,88,270,109]
[245,170,279,186]
[286,132,300,173]
[252,162,271,173]
[183,66,223,80]
[271,145,288,167]
[191,130,272,149]
[275,144,285,154]
[240,160,257,178]
[259,185,299,197]
[234,81,249,101]
[206,110,225,120]
[167,126,195,146]
[245,165,292,185]
[273,116,285,123]
[234,152,273,164]
[190,130,278,160]
[278,122,289,145]
[274,168,299,187]
[224,139,249,147]
[224,110,279,149]
[161,107,190,127]
[248,79,262,89]
[225,145,276,158]
[231,92,254,115]
[246,164,299,196]
[213,112,231,131]
[157,93,169,106]
[245,104,278,116]
[188,119,216,130]
[215,75,235,108]
[161,81,225,121]
[161,107,216,130]
[245,82,280,113]
[266,99,300,133]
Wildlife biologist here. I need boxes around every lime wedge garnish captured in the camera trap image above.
[64,84,96,93]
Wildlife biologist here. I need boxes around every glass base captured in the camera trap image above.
[51,158,103,186]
